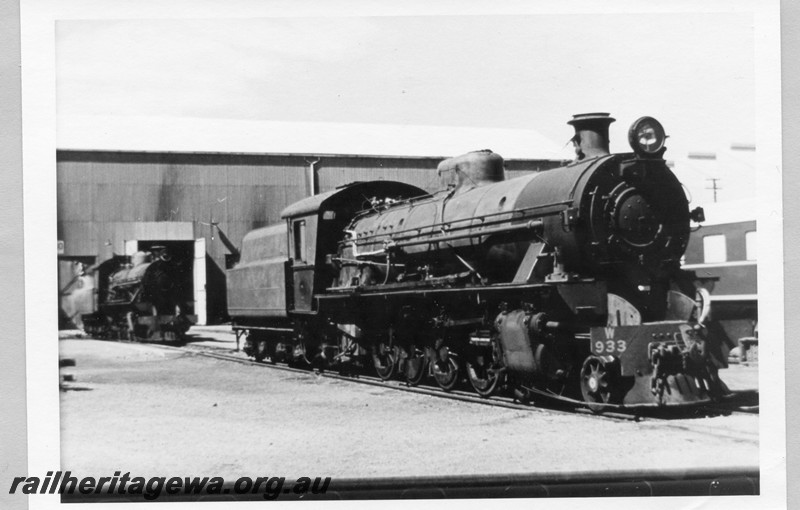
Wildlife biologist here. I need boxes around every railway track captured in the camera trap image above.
[153,340,758,424]
[58,334,760,501]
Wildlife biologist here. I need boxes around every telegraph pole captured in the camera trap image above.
[706,178,722,203]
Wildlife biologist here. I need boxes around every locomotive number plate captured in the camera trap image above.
[590,327,628,356]
[592,338,628,355]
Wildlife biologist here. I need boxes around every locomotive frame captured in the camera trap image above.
[226,113,730,412]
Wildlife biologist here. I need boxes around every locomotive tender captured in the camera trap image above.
[227,113,729,411]
[82,247,194,341]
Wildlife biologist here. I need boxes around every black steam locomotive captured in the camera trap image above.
[82,247,194,341]
[227,113,728,411]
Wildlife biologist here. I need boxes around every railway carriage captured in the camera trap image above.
[227,113,730,411]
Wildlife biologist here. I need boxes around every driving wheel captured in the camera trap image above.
[373,343,397,380]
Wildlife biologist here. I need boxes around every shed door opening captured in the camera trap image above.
[121,239,199,322]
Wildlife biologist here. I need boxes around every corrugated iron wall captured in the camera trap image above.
[317,156,441,193]
[58,151,312,263]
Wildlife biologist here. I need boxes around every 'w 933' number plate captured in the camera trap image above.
[593,338,628,355]
[590,327,629,355]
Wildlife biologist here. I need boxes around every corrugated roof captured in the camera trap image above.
[57,115,574,161]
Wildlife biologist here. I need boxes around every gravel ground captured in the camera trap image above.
[59,337,759,480]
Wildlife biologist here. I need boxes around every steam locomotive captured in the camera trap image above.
[82,247,194,341]
[227,113,729,411]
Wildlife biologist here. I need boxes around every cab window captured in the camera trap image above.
[293,220,307,263]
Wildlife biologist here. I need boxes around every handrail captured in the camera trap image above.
[344,200,568,247]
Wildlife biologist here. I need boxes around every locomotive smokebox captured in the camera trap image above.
[568,113,615,160]
[437,149,505,193]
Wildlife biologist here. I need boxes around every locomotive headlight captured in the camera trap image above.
[628,116,667,156]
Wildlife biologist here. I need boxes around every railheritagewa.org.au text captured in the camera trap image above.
[8,471,331,500]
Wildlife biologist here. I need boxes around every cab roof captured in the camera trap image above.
[280,181,428,219]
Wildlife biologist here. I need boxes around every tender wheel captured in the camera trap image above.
[288,342,313,369]
[404,348,427,386]
[580,355,620,413]
[466,357,502,398]
[373,343,397,381]
[432,349,460,392]
[253,338,271,363]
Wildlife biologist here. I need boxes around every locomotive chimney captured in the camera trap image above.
[568,113,616,160]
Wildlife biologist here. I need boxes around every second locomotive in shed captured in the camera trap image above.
[227,114,728,411]
[82,246,195,341]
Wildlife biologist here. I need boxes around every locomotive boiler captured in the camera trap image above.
[227,113,728,411]
[82,247,194,341]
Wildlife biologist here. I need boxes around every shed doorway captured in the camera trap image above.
[123,238,208,325]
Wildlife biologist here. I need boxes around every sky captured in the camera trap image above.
[55,10,757,205]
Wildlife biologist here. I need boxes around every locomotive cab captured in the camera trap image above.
[280,181,429,315]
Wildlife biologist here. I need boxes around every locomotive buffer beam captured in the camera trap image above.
[588,321,727,406]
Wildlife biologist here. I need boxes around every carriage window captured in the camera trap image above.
[293,220,307,262]
[745,231,757,261]
[703,234,726,263]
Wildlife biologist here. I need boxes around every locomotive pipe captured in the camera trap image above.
[348,220,543,257]
[349,200,571,246]
[390,220,543,250]
[212,223,240,259]
[306,157,320,196]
